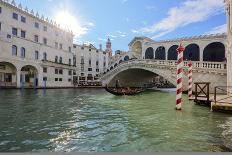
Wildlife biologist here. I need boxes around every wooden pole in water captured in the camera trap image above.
[176,44,185,110]
[188,61,193,100]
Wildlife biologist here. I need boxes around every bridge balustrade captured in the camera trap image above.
[103,59,227,75]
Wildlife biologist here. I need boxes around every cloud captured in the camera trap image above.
[98,38,107,42]
[131,29,139,33]
[108,34,117,38]
[138,0,225,39]
[206,24,227,34]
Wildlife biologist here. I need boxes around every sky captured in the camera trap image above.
[14,0,227,54]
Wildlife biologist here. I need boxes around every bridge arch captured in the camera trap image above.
[184,43,200,61]
[155,46,166,60]
[131,41,142,58]
[124,56,130,61]
[168,45,178,60]
[145,47,154,59]
[203,42,225,62]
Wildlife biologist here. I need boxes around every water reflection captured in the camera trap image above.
[0,89,231,152]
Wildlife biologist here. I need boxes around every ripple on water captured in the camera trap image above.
[0,89,232,152]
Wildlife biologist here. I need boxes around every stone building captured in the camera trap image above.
[73,43,109,86]
[0,0,110,88]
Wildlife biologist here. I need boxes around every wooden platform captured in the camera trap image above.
[190,94,232,113]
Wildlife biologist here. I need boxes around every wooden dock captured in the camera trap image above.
[191,83,232,113]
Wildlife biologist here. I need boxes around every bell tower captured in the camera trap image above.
[106,37,112,57]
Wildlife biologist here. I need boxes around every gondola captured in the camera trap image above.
[105,85,146,96]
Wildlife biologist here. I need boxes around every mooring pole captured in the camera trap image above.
[176,44,185,110]
[34,78,36,95]
[188,61,193,100]
[44,80,46,96]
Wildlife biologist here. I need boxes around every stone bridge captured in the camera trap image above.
[100,59,227,93]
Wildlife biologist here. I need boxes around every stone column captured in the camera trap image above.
[16,70,21,88]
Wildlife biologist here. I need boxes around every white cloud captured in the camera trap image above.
[206,24,227,34]
[98,38,107,42]
[131,29,139,33]
[86,22,95,27]
[139,0,225,39]
[108,34,117,38]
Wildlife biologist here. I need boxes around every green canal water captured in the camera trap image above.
[0,88,232,152]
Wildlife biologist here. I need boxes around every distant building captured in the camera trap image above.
[73,43,109,86]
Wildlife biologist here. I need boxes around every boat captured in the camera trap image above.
[105,85,146,96]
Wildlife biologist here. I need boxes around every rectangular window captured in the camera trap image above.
[96,69,100,72]
[73,71,76,75]
[55,42,58,48]
[69,59,71,66]
[81,47,84,50]
[89,49,91,51]
[81,65,84,72]
[55,69,58,74]
[21,16,26,23]
[43,26,47,31]
[55,78,58,81]
[0,7,2,13]
[0,22,1,31]
[12,27,17,36]
[43,38,47,45]
[59,69,63,75]
[81,73,84,76]
[59,78,62,81]
[69,70,72,75]
[43,67,47,73]
[59,43,62,49]
[35,51,39,60]
[43,77,47,81]
[68,79,72,82]
[69,46,71,52]
[12,13,18,20]
[34,35,39,42]
[88,68,92,71]
[21,30,26,38]
[35,22,39,28]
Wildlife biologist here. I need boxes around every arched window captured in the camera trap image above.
[43,52,47,61]
[59,57,63,63]
[119,60,123,64]
[12,45,17,56]
[203,42,225,62]
[114,63,118,68]
[35,51,39,60]
[124,56,129,61]
[110,66,113,70]
[145,47,154,59]
[184,44,200,61]
[155,46,165,60]
[55,56,58,63]
[168,45,178,60]
[21,47,25,58]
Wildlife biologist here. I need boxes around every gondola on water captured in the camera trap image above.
[105,86,145,96]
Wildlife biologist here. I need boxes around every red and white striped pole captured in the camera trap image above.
[176,44,185,110]
[188,61,193,99]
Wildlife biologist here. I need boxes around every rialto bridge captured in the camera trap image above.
[101,33,227,93]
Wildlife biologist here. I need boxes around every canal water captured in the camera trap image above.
[0,89,232,152]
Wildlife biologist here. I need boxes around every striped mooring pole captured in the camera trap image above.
[176,44,185,110]
[188,61,193,99]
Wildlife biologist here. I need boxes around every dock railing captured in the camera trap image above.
[214,86,232,105]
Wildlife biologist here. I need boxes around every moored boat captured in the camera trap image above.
[105,86,145,96]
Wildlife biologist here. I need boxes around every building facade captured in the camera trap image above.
[0,0,109,88]
[225,0,232,87]
[73,43,109,86]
